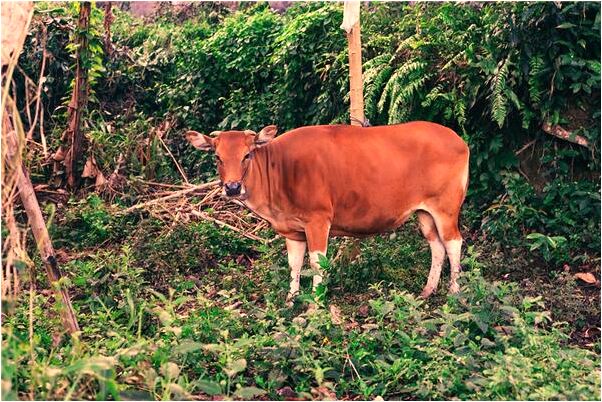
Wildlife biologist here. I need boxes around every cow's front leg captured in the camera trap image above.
[305,218,331,292]
[286,238,306,305]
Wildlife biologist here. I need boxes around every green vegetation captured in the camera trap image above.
[3,1,600,400]
[2,201,600,400]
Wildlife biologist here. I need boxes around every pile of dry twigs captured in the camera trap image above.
[118,179,275,243]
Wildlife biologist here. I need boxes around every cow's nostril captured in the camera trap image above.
[224,182,242,196]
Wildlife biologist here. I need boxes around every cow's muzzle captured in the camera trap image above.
[224,181,242,197]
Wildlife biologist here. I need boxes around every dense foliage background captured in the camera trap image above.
[19,1,601,262]
[3,1,600,400]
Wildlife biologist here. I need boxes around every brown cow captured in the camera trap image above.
[186,122,469,301]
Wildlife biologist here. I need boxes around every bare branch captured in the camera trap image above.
[541,122,590,148]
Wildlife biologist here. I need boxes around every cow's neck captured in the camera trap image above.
[242,146,279,221]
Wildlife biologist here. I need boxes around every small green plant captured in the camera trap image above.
[526,232,569,263]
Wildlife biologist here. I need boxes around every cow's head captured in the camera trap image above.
[185,125,278,197]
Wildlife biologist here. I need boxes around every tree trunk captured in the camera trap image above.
[341,1,365,126]
[103,2,114,56]
[62,1,91,190]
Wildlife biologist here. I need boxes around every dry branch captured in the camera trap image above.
[1,1,34,304]
[190,210,265,242]
[120,180,219,214]
[157,134,189,184]
[515,139,536,155]
[119,180,274,244]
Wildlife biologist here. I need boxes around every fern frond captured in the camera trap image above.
[363,54,391,75]
[454,98,467,127]
[377,69,402,113]
[399,74,430,101]
[375,60,428,120]
[393,34,421,55]
[396,60,427,77]
[491,58,510,127]
[388,73,430,124]
[365,65,394,118]
[528,54,544,104]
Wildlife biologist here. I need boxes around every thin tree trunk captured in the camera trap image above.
[341,1,365,126]
[62,1,91,190]
[103,2,114,56]
[4,111,80,334]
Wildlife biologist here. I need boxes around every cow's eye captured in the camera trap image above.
[243,153,251,161]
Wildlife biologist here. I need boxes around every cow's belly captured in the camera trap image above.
[330,202,415,237]
[246,189,421,240]
[326,184,422,233]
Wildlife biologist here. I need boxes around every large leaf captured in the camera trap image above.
[224,358,247,378]
[234,386,267,399]
[196,379,222,396]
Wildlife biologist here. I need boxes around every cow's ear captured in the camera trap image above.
[186,130,215,151]
[255,125,278,147]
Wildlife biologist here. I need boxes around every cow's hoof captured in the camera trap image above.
[419,287,434,299]
[285,292,297,307]
[449,282,460,294]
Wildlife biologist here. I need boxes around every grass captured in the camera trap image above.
[1,198,600,400]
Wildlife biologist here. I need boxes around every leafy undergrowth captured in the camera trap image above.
[2,200,600,401]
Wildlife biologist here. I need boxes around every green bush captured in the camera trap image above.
[482,173,600,264]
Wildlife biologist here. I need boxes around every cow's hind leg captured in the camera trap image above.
[417,210,446,298]
[286,238,306,304]
[304,218,331,292]
[431,210,463,294]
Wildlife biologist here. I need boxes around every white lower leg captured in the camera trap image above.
[445,238,463,293]
[421,239,446,298]
[286,239,306,299]
[309,250,326,291]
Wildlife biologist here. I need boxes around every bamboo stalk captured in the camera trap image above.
[5,114,80,334]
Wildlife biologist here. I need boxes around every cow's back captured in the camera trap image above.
[265,122,469,236]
